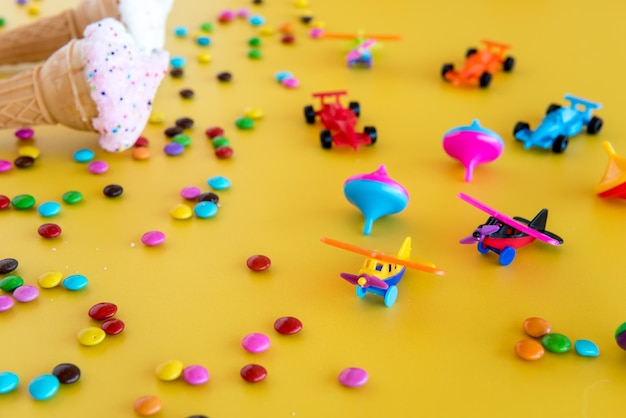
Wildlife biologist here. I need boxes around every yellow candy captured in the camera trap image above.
[27,5,40,15]
[170,204,193,220]
[77,327,106,346]
[258,26,275,36]
[38,271,63,289]
[149,111,165,124]
[155,360,184,381]
[244,107,264,120]
[310,20,326,29]
[293,0,309,7]
[198,52,212,64]
[17,145,41,159]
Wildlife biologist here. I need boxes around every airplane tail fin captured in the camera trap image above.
[528,209,549,231]
[396,237,412,260]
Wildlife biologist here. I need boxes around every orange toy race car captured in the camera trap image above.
[441,40,515,88]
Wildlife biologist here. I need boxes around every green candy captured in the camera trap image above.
[235,117,254,130]
[248,49,262,60]
[62,191,83,204]
[172,134,192,147]
[248,37,261,47]
[11,194,35,210]
[541,333,571,353]
[0,17,6,28]
[211,136,230,148]
[0,275,24,292]
[200,22,213,32]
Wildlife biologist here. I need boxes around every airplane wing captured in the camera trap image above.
[321,237,445,275]
[458,193,561,246]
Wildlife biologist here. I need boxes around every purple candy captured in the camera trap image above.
[242,333,270,353]
[13,285,39,303]
[0,160,13,173]
[14,128,34,140]
[0,295,14,312]
[338,367,368,388]
[616,331,626,350]
[164,142,185,156]
[88,160,109,174]
[180,186,202,200]
[182,365,209,385]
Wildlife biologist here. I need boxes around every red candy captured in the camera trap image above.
[240,364,267,383]
[215,146,233,159]
[38,223,62,238]
[101,318,125,335]
[205,126,224,139]
[274,316,302,335]
[247,255,271,272]
[134,136,149,147]
[88,302,118,320]
[0,195,10,210]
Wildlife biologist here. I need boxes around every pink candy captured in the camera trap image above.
[13,285,38,303]
[182,365,209,385]
[0,295,14,312]
[141,231,166,247]
[180,186,202,200]
[338,367,368,387]
[88,160,109,174]
[242,333,270,353]
[14,128,34,140]
[282,77,299,89]
[0,160,13,173]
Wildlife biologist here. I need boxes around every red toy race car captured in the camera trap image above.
[441,40,514,88]
[304,91,377,150]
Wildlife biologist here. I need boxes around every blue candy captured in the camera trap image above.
[62,274,88,291]
[194,201,218,219]
[207,175,231,190]
[28,374,59,401]
[170,56,187,68]
[574,339,600,357]
[38,201,61,217]
[196,36,211,46]
[0,372,19,394]
[275,71,293,82]
[73,148,95,163]
[173,26,188,37]
[248,15,265,26]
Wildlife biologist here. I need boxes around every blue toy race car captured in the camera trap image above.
[513,94,603,153]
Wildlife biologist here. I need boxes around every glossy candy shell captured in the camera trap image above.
[242,333,271,353]
[0,372,19,394]
[274,316,303,335]
[77,327,106,346]
[134,395,162,416]
[101,318,125,335]
[240,364,267,383]
[52,363,81,384]
[88,302,118,320]
[155,360,184,381]
[62,274,88,291]
[28,374,60,400]
[338,367,368,387]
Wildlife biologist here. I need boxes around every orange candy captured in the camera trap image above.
[132,147,151,160]
[523,317,552,338]
[514,339,545,361]
[133,395,162,416]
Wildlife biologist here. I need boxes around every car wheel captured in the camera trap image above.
[479,72,492,88]
[546,104,561,115]
[441,63,454,79]
[503,56,515,72]
[587,116,603,134]
[348,101,361,118]
[552,135,568,153]
[364,126,377,145]
[304,105,316,124]
[513,121,529,138]
[466,48,478,58]
[320,130,332,149]
[499,247,516,266]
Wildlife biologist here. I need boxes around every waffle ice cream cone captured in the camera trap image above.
[0,38,96,131]
[0,0,120,66]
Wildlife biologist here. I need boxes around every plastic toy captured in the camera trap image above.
[442,120,504,182]
[459,193,563,266]
[514,94,603,153]
[441,40,514,88]
[316,30,401,68]
[304,91,377,150]
[343,165,408,235]
[321,237,445,307]
[596,141,626,199]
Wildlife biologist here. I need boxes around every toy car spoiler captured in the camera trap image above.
[565,93,602,111]
[481,39,512,52]
[312,90,347,99]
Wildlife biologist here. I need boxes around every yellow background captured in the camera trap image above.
[1,0,626,417]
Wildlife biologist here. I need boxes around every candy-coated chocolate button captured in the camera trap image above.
[523,317,551,338]
[215,146,233,159]
[0,162,11,173]
[155,360,184,381]
[338,367,368,387]
[38,223,62,238]
[242,333,270,353]
[616,322,626,350]
[101,318,125,335]
[13,285,38,302]
[134,395,162,416]
[194,201,218,219]
[205,127,224,139]
[38,271,63,288]
[170,204,193,220]
[541,333,571,353]
[240,364,267,383]
[207,175,231,190]
[246,255,271,271]
[37,201,61,217]
[235,116,255,129]
[73,149,95,163]
[0,195,9,209]
[0,258,18,274]
[15,127,34,140]
[62,191,83,204]
[514,339,545,360]
[141,231,166,246]
[150,111,166,124]
[12,194,36,210]
[62,274,88,291]
[274,316,302,335]
[182,365,210,385]
[181,186,202,200]
[77,327,106,346]
[88,302,118,320]
[28,374,60,400]
[0,372,19,394]
[575,339,599,357]
[18,145,40,159]
[0,296,14,312]
[132,147,151,160]
[52,363,81,384]
[103,184,123,198]
[88,160,109,174]
[0,275,23,291]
